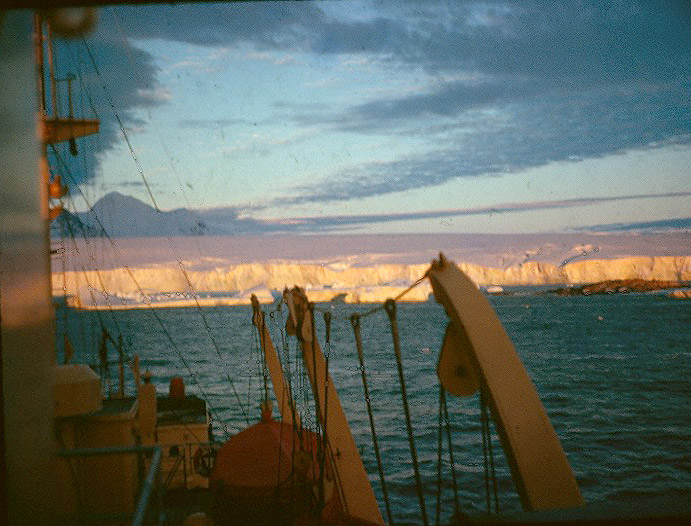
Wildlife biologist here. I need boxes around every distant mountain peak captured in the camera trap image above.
[91,192,157,214]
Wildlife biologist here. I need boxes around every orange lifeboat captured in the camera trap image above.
[210,405,340,526]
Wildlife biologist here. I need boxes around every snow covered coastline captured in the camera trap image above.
[53,253,690,309]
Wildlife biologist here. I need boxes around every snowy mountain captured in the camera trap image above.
[53,192,209,238]
[53,192,288,238]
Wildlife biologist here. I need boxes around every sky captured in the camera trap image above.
[48,1,691,234]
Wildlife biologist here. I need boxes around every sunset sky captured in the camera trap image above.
[49,1,691,234]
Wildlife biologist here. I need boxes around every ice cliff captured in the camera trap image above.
[53,255,690,308]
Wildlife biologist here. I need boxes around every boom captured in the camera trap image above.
[428,254,584,511]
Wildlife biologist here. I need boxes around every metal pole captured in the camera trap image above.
[46,22,58,117]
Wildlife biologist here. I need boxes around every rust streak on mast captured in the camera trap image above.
[429,253,584,512]
[284,287,384,525]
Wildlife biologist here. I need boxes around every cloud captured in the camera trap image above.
[51,1,691,205]
[74,190,691,236]
[50,26,167,186]
[178,118,249,129]
[136,87,173,104]
[274,91,691,207]
[259,191,691,232]
[577,217,691,233]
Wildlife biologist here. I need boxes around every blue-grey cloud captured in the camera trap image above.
[51,1,691,208]
[276,86,691,205]
[276,1,690,205]
[178,118,250,129]
[66,190,691,237]
[577,217,691,233]
[49,30,166,188]
[263,191,691,232]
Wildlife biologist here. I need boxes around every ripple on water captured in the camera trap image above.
[60,294,691,519]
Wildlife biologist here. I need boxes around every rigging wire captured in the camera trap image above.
[51,147,131,353]
[313,272,429,322]
[385,298,429,526]
[80,36,159,210]
[350,313,394,525]
[480,389,499,514]
[51,146,231,438]
[77,34,250,425]
[442,388,460,517]
[435,387,444,526]
[53,180,125,367]
[108,7,197,212]
[59,44,226,431]
[177,263,250,425]
[318,311,332,514]
[307,304,322,487]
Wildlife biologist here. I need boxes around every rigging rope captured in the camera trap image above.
[75,37,251,425]
[350,313,394,525]
[435,387,444,526]
[385,299,429,526]
[56,181,131,367]
[313,273,429,322]
[308,304,322,488]
[177,262,250,424]
[318,311,332,513]
[80,36,159,211]
[50,144,243,435]
[480,390,499,514]
[108,7,197,215]
[53,156,231,437]
[442,388,460,516]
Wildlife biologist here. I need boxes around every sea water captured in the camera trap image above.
[57,291,691,523]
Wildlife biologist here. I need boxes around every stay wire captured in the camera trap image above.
[59,196,110,353]
[435,387,444,526]
[269,308,299,428]
[442,388,460,517]
[313,272,429,322]
[480,390,490,513]
[79,35,250,425]
[108,7,197,213]
[53,170,127,364]
[177,262,250,425]
[487,394,499,514]
[318,311,332,513]
[480,390,499,514]
[385,299,429,526]
[350,313,394,526]
[51,147,230,438]
[308,304,321,486]
[80,36,159,211]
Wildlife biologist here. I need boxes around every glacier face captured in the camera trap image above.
[53,256,690,308]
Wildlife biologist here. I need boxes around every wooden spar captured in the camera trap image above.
[284,288,384,525]
[428,254,584,512]
[250,294,299,427]
[40,118,100,143]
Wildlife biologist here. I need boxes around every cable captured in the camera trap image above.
[77,34,250,425]
[385,299,428,526]
[351,313,393,525]
[442,388,460,516]
[51,146,231,437]
[80,36,159,210]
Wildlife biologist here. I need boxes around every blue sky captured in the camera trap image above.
[50,1,691,234]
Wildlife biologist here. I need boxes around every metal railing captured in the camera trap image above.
[55,441,220,525]
[56,445,164,526]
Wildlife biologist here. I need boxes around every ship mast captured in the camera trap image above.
[35,13,100,221]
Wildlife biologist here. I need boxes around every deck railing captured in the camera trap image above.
[55,442,218,525]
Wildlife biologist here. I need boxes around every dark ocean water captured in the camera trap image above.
[58,291,691,523]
